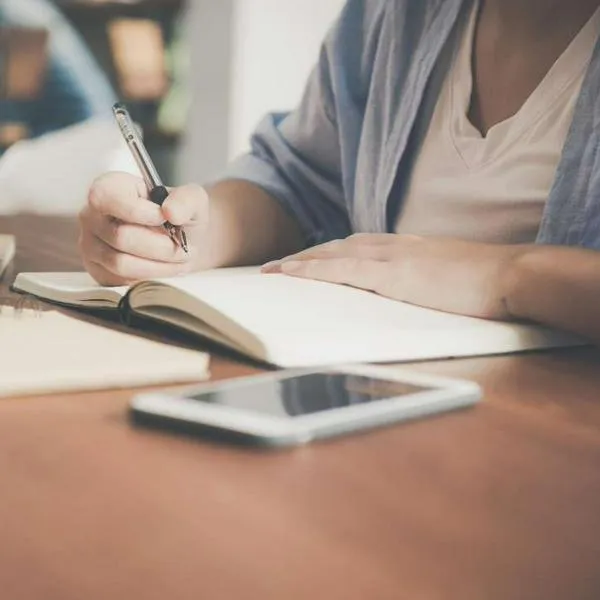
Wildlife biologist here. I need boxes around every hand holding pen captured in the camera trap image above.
[79,105,219,285]
[112,103,188,253]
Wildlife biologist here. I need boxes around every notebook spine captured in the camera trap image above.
[117,291,134,326]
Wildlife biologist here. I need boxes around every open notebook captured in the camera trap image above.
[0,308,209,398]
[13,267,586,368]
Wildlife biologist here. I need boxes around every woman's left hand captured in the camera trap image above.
[262,234,529,320]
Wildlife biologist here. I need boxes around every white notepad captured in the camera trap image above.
[0,308,209,398]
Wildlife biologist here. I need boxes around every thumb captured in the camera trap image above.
[161,184,210,226]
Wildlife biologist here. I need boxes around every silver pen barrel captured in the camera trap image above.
[112,102,189,254]
[113,104,163,189]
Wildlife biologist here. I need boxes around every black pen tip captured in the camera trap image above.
[181,230,189,254]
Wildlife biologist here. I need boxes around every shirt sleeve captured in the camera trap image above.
[218,11,353,247]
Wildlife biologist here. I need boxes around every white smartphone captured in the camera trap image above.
[130,366,482,447]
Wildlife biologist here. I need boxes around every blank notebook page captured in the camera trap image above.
[165,273,579,366]
[0,309,209,397]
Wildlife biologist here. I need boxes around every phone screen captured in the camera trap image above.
[190,372,433,418]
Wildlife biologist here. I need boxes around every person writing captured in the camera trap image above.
[79,0,600,344]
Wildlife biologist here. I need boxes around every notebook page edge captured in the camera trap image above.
[12,271,126,308]
[139,272,587,365]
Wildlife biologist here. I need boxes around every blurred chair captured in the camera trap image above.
[0,26,49,149]
[0,0,127,215]
[0,0,116,143]
[0,28,139,215]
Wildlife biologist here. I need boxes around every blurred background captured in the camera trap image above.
[0,0,344,214]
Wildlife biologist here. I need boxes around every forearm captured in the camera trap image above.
[505,245,600,343]
[203,180,306,269]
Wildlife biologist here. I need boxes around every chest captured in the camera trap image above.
[468,10,597,136]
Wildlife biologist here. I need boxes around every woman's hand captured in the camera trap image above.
[262,233,527,320]
[80,173,305,286]
[79,173,211,286]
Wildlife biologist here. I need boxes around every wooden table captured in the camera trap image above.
[1,215,600,600]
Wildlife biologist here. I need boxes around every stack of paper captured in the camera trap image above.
[0,309,209,398]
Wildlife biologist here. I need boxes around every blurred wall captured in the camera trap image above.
[177,0,235,185]
[178,0,344,184]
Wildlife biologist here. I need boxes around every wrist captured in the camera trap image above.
[499,245,539,321]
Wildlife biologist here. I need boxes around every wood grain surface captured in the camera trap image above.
[1,215,599,600]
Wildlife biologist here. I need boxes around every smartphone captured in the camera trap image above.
[130,366,482,447]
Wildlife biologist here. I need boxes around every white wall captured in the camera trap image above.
[178,0,344,184]
[228,0,345,159]
[177,0,235,184]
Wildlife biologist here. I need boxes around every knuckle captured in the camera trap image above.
[87,183,103,211]
[88,173,142,221]
[118,201,138,223]
[78,232,96,260]
[111,222,131,251]
[109,251,129,276]
[181,183,209,206]
[88,172,117,202]
[165,184,208,223]
[96,240,121,271]
[348,233,371,243]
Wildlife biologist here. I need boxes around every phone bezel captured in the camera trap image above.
[130,365,482,445]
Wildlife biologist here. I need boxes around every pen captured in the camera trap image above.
[112,103,188,253]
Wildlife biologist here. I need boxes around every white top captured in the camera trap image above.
[395,3,600,244]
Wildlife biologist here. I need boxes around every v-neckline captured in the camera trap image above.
[448,1,600,169]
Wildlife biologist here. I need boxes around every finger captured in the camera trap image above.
[81,206,189,263]
[262,240,350,272]
[88,172,165,226]
[280,258,389,293]
[345,233,399,245]
[161,184,210,226]
[80,232,193,284]
[262,239,396,273]
[286,233,424,263]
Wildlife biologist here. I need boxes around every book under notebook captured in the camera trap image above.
[12,267,587,368]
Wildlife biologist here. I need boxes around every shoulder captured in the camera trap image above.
[329,0,448,66]
[333,0,446,35]
[325,0,444,99]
